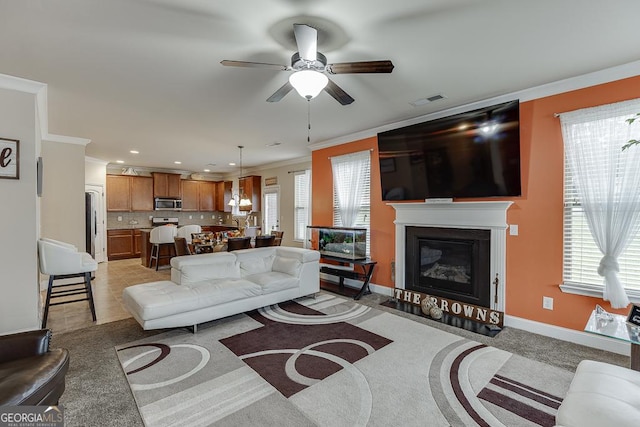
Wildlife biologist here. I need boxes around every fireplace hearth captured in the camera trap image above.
[405,226,490,307]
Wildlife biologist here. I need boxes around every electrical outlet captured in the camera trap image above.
[510,224,519,236]
[148,215,153,220]
[212,215,215,219]
[543,296,554,310]
[117,216,122,222]
[200,215,204,219]
[189,215,192,220]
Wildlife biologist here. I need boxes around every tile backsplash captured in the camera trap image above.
[107,211,240,229]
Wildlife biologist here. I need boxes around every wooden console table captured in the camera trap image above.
[319,254,376,300]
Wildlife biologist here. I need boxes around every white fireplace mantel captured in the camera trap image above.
[389,201,513,312]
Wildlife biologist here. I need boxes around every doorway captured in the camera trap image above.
[263,186,280,234]
[85,184,106,263]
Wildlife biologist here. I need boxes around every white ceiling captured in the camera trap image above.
[1,0,639,173]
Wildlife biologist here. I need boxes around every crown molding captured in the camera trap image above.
[44,133,91,146]
[310,60,640,151]
[85,156,109,165]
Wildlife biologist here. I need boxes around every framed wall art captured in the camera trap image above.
[0,137,19,179]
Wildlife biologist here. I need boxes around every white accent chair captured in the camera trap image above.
[176,225,201,244]
[38,238,98,328]
[149,225,177,270]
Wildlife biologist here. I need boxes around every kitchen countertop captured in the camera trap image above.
[107,224,237,231]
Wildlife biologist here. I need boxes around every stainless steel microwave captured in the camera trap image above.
[154,198,182,211]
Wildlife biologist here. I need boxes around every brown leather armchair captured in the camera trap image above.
[0,329,70,406]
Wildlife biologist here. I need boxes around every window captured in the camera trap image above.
[561,99,640,303]
[294,170,310,241]
[331,150,371,255]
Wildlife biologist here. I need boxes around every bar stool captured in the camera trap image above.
[270,230,284,246]
[176,225,201,244]
[150,225,177,270]
[38,239,98,328]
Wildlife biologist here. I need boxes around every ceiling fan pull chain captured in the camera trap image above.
[307,99,311,143]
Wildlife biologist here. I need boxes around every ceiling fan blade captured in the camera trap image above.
[326,60,394,74]
[221,60,289,71]
[324,79,354,105]
[266,81,294,102]
[293,24,317,62]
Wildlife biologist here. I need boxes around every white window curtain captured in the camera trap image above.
[331,150,370,228]
[559,98,640,308]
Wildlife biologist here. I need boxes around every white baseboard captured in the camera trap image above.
[504,315,629,356]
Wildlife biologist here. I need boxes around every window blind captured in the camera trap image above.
[294,170,310,241]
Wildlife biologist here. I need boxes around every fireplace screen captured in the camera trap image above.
[406,226,490,307]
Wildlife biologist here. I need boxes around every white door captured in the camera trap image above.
[263,187,280,233]
[85,184,106,262]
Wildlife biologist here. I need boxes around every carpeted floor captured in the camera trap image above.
[54,292,628,426]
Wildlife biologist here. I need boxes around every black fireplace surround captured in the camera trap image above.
[405,226,491,307]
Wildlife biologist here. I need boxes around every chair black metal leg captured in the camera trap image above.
[84,272,97,321]
[42,276,55,328]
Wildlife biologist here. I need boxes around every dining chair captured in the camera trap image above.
[226,236,252,251]
[270,230,284,246]
[174,236,192,256]
[254,235,276,247]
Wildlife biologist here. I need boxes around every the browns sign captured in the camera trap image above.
[393,288,504,328]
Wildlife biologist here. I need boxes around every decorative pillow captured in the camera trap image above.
[180,261,240,286]
[240,254,275,275]
[272,256,302,277]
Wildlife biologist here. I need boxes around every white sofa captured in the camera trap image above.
[555,360,640,427]
[122,246,320,330]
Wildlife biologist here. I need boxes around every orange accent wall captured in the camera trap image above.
[312,74,640,332]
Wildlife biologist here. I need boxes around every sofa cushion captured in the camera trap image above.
[123,280,262,321]
[239,254,275,276]
[272,256,302,277]
[245,272,299,293]
[179,261,240,286]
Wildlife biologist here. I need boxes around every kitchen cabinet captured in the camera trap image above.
[152,172,181,198]
[199,181,216,212]
[181,179,217,211]
[107,175,153,212]
[108,228,145,260]
[181,180,199,211]
[239,175,261,212]
[217,181,232,212]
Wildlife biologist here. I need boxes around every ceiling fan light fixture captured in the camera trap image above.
[289,70,328,99]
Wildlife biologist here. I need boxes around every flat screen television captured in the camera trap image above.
[377,100,521,201]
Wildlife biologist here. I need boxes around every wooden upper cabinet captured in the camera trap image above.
[152,172,181,198]
[107,175,153,212]
[130,176,153,211]
[239,175,261,212]
[215,181,230,212]
[181,180,199,211]
[107,175,131,211]
[198,181,216,212]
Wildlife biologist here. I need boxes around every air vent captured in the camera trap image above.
[409,94,447,107]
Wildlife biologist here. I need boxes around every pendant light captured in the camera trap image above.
[228,145,252,208]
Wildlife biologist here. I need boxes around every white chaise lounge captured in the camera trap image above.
[123,246,320,331]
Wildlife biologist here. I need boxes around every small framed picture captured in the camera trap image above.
[626,304,640,328]
[0,137,19,179]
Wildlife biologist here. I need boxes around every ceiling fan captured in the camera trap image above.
[221,24,394,105]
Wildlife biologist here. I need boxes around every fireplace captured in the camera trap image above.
[405,226,491,307]
[389,201,512,312]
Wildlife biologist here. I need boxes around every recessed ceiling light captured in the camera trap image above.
[116,160,124,164]
[229,162,236,166]
[203,169,210,172]
[174,161,182,165]
[130,150,139,154]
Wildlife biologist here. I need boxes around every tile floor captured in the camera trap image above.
[42,258,171,334]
